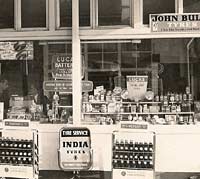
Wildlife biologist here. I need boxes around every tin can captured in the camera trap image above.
[155,95,160,102]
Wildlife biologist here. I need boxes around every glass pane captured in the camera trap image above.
[79,0,90,26]
[143,0,175,24]
[184,0,200,13]
[121,52,136,68]
[88,54,102,69]
[0,0,14,28]
[60,0,72,27]
[21,0,46,28]
[137,52,152,68]
[60,0,90,27]
[98,0,130,26]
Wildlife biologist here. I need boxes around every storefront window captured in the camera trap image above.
[81,39,199,125]
[0,41,72,124]
[21,0,46,28]
[143,0,175,24]
[98,0,130,26]
[60,0,90,27]
[0,0,14,29]
[183,0,200,13]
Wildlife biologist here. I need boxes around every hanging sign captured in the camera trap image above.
[52,54,72,79]
[126,76,148,101]
[43,80,93,93]
[150,13,200,33]
[0,41,33,60]
[58,127,92,170]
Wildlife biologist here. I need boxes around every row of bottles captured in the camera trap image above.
[0,150,32,157]
[113,139,154,170]
[0,137,37,166]
[0,156,33,165]
[113,159,153,169]
[113,152,153,161]
[0,138,33,149]
[113,140,153,152]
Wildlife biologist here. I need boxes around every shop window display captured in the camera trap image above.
[143,0,175,24]
[0,41,72,124]
[21,0,46,28]
[98,0,130,26]
[0,0,14,29]
[81,39,199,125]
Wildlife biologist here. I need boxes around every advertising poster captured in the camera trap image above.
[127,76,148,101]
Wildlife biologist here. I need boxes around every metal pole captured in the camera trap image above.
[186,38,194,91]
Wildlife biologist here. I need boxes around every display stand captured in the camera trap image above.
[0,119,39,179]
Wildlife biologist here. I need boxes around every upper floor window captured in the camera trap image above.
[59,0,90,28]
[143,0,175,24]
[21,0,46,28]
[0,0,14,29]
[98,0,130,26]
[183,0,200,13]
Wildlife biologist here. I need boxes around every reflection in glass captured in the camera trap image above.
[0,0,14,28]
[184,0,200,13]
[21,0,46,28]
[98,0,130,26]
[143,0,175,24]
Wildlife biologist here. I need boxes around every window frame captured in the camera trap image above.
[56,0,92,29]
[19,0,49,30]
[95,0,133,28]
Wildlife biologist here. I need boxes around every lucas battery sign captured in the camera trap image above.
[52,54,72,79]
[58,128,92,170]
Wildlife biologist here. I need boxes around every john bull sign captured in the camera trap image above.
[58,128,92,170]
[52,54,72,79]
[150,13,200,32]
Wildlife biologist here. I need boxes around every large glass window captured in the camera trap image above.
[98,0,130,26]
[60,0,90,27]
[21,0,46,28]
[0,0,14,29]
[183,0,200,13]
[143,0,175,24]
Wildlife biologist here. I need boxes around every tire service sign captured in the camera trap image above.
[52,54,72,79]
[58,128,92,170]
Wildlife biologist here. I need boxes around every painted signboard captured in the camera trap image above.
[150,13,200,33]
[52,54,72,79]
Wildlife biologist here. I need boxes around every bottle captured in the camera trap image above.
[124,140,129,150]
[129,140,134,151]
[139,142,144,152]
[113,159,118,168]
[144,142,148,152]
[120,140,124,151]
[134,142,139,152]
[27,157,32,165]
[149,142,153,152]
[114,140,119,150]
[115,153,119,159]
[130,160,136,168]
[129,154,133,160]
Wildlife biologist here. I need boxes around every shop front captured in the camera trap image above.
[1,0,200,179]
